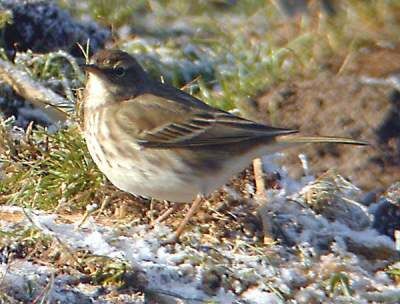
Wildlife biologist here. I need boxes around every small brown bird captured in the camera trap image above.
[82,49,367,240]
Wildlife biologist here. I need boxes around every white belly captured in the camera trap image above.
[85,132,203,202]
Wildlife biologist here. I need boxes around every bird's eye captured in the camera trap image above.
[114,66,125,77]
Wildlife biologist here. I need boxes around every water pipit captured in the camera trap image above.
[82,49,367,241]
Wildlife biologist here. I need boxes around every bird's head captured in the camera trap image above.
[82,50,147,107]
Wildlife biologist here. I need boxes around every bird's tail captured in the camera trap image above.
[275,135,368,146]
[258,135,368,155]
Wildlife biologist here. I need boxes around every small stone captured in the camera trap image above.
[302,172,370,231]
[201,268,222,296]
[345,238,399,262]
[360,190,380,206]
[373,182,400,240]
[242,214,262,237]
[386,182,400,206]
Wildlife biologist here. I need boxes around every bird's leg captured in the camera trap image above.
[253,158,266,199]
[149,198,155,223]
[166,195,204,242]
[152,203,180,224]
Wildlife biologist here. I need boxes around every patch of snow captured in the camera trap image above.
[1,166,398,303]
[242,287,282,304]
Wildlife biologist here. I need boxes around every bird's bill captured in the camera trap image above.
[81,64,103,74]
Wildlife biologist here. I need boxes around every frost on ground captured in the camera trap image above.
[0,155,399,304]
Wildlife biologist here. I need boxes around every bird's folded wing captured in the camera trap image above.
[115,93,297,148]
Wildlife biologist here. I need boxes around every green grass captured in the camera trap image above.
[387,266,400,279]
[0,121,104,211]
[328,272,353,298]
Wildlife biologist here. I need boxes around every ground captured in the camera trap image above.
[257,71,399,191]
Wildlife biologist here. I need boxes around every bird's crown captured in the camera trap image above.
[90,49,142,71]
[85,50,146,81]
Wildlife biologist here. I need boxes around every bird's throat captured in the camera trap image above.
[84,74,113,110]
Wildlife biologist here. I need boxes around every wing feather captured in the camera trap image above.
[114,91,297,148]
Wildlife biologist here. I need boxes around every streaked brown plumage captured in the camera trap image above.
[82,49,367,239]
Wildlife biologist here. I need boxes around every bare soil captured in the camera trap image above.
[256,51,400,192]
